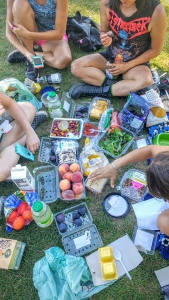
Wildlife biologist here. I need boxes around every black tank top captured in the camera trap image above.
[108,0,160,62]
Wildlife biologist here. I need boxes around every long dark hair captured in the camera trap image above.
[146,151,169,200]
[106,0,152,11]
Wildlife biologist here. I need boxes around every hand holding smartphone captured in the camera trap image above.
[15,144,34,161]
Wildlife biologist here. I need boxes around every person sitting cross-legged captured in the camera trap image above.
[6,0,72,81]
[69,0,167,99]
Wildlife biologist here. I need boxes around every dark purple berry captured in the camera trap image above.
[74,218,82,226]
[56,213,65,223]
[59,222,67,233]
[77,206,86,216]
[72,211,80,221]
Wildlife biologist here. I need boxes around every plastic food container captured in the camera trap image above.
[152,133,169,146]
[55,139,79,164]
[96,125,134,158]
[88,97,111,121]
[50,118,84,139]
[132,226,158,255]
[38,137,57,165]
[119,92,149,135]
[98,246,118,281]
[83,121,99,138]
[54,202,103,256]
[33,165,58,203]
[58,161,86,201]
[133,135,152,149]
[102,193,130,218]
[73,102,90,120]
[85,177,107,194]
[120,169,148,202]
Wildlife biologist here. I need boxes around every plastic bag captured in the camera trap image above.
[0,78,42,111]
[140,88,168,127]
[4,191,40,232]
[33,246,116,300]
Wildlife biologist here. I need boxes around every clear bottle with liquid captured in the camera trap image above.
[37,73,62,84]
[31,201,53,228]
[47,91,63,119]
[105,56,115,80]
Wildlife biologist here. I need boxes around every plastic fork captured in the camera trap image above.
[88,128,106,134]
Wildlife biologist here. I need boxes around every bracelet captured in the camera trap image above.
[111,161,119,171]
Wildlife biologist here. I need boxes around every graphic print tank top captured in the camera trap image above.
[28,0,56,32]
[108,0,160,62]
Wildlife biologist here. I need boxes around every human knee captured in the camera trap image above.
[18,102,36,122]
[71,59,82,77]
[157,210,169,236]
[52,55,72,69]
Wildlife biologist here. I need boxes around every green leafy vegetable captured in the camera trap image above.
[99,128,132,156]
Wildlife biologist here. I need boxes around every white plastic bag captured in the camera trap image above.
[141,89,168,127]
[132,198,169,230]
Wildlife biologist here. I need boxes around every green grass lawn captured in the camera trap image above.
[0,0,169,299]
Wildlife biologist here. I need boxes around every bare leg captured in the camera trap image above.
[111,65,153,96]
[0,102,36,152]
[40,39,72,69]
[71,54,153,96]
[157,209,169,236]
[12,0,36,55]
[0,102,36,181]
[71,54,107,85]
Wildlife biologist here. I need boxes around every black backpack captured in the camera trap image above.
[66,11,102,53]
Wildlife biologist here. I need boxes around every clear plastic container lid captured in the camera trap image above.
[120,169,148,202]
[132,226,158,255]
[88,97,111,121]
[33,165,58,203]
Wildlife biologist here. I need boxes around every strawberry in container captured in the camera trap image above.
[83,122,99,137]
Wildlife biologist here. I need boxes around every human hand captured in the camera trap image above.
[107,62,129,76]
[8,21,30,39]
[25,128,40,154]
[100,33,112,47]
[88,164,117,188]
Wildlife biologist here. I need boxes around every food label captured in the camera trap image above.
[63,100,70,112]
[131,171,146,186]
[130,118,143,129]
[73,231,91,249]
[136,138,147,148]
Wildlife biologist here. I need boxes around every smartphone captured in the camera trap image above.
[32,55,44,68]
[15,144,34,161]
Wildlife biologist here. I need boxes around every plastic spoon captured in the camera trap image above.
[114,249,132,280]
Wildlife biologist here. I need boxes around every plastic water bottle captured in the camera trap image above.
[47,91,63,118]
[31,201,53,228]
[37,73,62,84]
